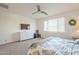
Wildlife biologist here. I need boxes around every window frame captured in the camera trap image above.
[43,17,65,32]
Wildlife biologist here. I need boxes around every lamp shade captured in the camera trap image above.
[72,30,79,38]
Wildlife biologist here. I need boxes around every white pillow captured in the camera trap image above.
[75,39,79,44]
[46,37,67,44]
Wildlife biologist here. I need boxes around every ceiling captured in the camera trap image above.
[5,3,79,19]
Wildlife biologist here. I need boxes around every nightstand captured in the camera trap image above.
[72,37,79,40]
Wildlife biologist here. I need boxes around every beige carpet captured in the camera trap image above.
[0,38,43,55]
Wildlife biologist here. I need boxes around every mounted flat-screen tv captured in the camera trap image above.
[20,24,30,30]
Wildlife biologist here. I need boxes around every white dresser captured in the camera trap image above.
[20,30,34,41]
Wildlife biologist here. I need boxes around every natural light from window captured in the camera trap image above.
[44,17,65,32]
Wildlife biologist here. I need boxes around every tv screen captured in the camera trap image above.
[20,24,30,30]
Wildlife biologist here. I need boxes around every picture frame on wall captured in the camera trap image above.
[20,24,30,30]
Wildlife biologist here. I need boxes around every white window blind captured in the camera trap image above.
[44,17,65,32]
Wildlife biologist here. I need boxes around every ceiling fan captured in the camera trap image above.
[32,5,48,15]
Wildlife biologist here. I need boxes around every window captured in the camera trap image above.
[44,17,65,32]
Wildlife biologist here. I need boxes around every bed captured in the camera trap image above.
[27,37,79,55]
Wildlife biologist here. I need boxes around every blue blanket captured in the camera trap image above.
[36,37,79,55]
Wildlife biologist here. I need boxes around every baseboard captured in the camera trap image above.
[0,40,20,46]
[0,38,35,46]
[19,38,34,42]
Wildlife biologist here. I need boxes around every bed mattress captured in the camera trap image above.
[27,37,79,55]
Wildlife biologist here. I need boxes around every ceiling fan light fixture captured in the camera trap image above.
[32,5,48,15]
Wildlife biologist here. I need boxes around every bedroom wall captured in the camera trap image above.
[36,9,79,39]
[0,7,36,45]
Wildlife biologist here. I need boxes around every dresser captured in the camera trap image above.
[20,30,34,41]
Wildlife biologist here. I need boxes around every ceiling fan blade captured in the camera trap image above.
[32,11,39,14]
[37,5,40,11]
[32,5,48,15]
[40,11,48,15]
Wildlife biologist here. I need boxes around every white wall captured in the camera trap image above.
[36,9,79,39]
[0,8,36,45]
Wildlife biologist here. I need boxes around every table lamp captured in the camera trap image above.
[72,30,79,39]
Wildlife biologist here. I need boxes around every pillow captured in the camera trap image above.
[46,36,64,41]
[64,39,74,43]
[74,39,79,44]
